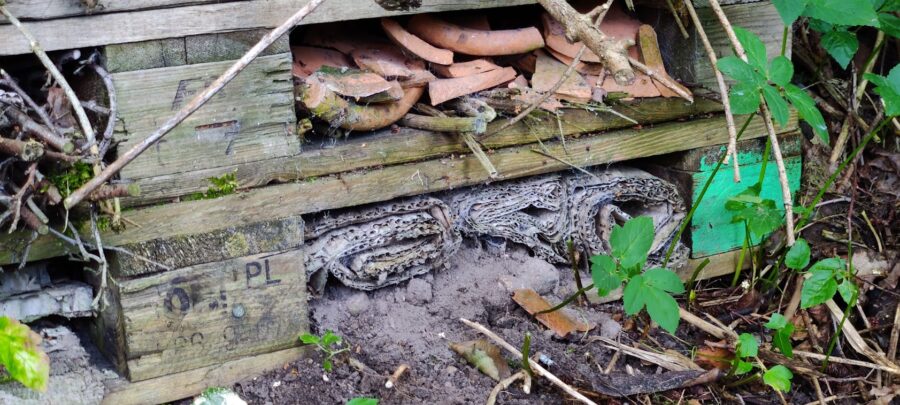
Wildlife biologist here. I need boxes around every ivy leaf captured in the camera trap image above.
[762,85,790,126]
[820,30,859,69]
[764,313,789,330]
[644,268,685,294]
[785,238,811,270]
[718,56,764,85]
[734,359,755,375]
[803,0,880,27]
[729,82,762,114]
[763,365,794,392]
[623,274,647,315]
[784,84,829,143]
[801,268,839,308]
[768,56,794,86]
[644,287,680,333]
[591,255,621,297]
[878,12,900,38]
[864,65,900,116]
[773,0,809,25]
[837,279,858,304]
[737,333,759,358]
[734,27,769,73]
[0,316,49,392]
[610,216,655,270]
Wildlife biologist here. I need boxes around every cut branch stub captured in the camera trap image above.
[537,0,635,86]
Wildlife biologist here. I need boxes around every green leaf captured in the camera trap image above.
[623,274,646,316]
[732,199,783,237]
[808,257,846,273]
[644,287,680,333]
[837,279,858,304]
[773,323,795,357]
[784,84,829,143]
[765,313,790,330]
[610,216,655,270]
[878,12,900,38]
[773,0,810,25]
[347,398,379,405]
[762,85,790,127]
[763,365,794,392]
[878,0,900,11]
[737,333,759,358]
[0,316,49,392]
[865,65,900,116]
[322,330,342,347]
[299,333,320,345]
[807,18,834,33]
[734,359,755,375]
[803,0,880,27]
[591,255,621,297]
[729,82,762,114]
[801,268,839,308]
[718,56,764,85]
[323,358,333,372]
[785,238,811,270]
[643,268,685,294]
[768,56,794,86]
[820,30,859,69]
[734,27,769,73]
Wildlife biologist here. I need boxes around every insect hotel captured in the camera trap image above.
[0,0,801,403]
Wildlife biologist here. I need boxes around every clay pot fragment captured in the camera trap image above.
[291,46,353,79]
[407,14,545,56]
[638,24,691,98]
[531,51,592,103]
[314,68,396,100]
[428,67,517,105]
[299,76,425,131]
[381,18,454,65]
[432,59,501,78]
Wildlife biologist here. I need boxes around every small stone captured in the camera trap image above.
[444,366,458,376]
[346,292,371,316]
[498,258,559,295]
[406,278,433,305]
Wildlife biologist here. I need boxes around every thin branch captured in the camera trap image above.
[63,0,327,209]
[626,57,694,103]
[0,69,58,134]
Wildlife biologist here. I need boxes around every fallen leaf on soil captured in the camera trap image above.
[512,289,593,338]
[695,346,734,370]
[449,339,511,381]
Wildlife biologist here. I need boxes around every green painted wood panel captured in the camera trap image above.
[690,153,802,257]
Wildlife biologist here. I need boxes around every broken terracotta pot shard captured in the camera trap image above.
[638,24,690,99]
[545,47,605,76]
[512,289,593,338]
[428,66,517,106]
[300,76,425,131]
[381,18,454,65]
[313,68,396,99]
[351,43,426,79]
[291,46,353,79]
[531,51,592,103]
[432,59,501,78]
[407,14,545,56]
[541,7,642,64]
[359,80,405,103]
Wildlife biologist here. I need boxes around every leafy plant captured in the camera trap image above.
[347,398,378,405]
[783,237,858,308]
[0,316,49,391]
[864,64,900,117]
[763,365,794,393]
[764,313,795,357]
[732,332,794,393]
[299,330,348,372]
[716,28,828,143]
[48,161,94,198]
[591,216,685,333]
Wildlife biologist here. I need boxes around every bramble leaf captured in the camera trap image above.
[803,0,879,27]
[623,274,646,315]
[837,279,858,304]
[768,56,794,86]
[762,85,790,126]
[820,30,859,69]
[801,268,839,308]
[729,82,762,114]
[322,330,342,348]
[610,216,655,270]
[784,84,829,143]
[737,333,759,358]
[734,359,754,375]
[347,398,379,405]
[718,56,764,85]
[773,0,809,25]
[591,255,621,297]
[765,313,789,330]
[644,268,685,294]
[734,27,769,73]
[864,65,900,116]
[0,316,49,392]
[299,333,320,345]
[765,313,795,357]
[785,238,811,270]
[763,365,793,392]
[644,287,680,333]
[808,257,846,273]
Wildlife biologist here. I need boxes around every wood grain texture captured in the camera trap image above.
[106,249,307,381]
[112,53,298,193]
[102,347,307,405]
[125,97,724,205]
[0,0,537,55]
[0,109,797,266]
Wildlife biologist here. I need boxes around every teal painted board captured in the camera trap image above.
[690,155,802,257]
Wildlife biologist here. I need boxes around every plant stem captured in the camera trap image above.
[535,283,595,315]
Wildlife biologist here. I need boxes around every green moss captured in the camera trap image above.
[48,162,94,198]
[183,172,238,201]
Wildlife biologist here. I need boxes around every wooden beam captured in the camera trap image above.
[0,0,537,56]
[0,110,797,266]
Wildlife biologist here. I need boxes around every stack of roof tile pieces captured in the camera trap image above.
[293,3,692,133]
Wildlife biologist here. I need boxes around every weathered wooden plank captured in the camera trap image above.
[124,97,724,205]
[0,0,537,55]
[104,249,307,381]
[0,109,797,266]
[102,347,307,405]
[659,1,788,90]
[653,132,802,171]
[105,30,290,73]
[112,53,298,186]
[108,215,304,278]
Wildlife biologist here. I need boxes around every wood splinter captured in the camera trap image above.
[385,363,409,388]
